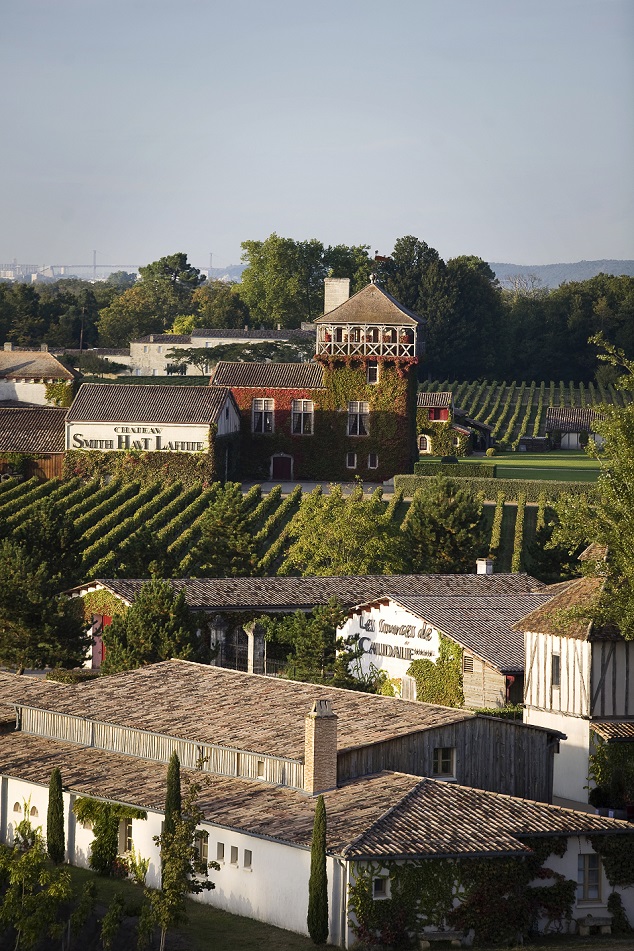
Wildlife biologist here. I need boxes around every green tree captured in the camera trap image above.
[111,525,176,579]
[281,485,407,576]
[46,768,65,865]
[147,774,218,951]
[551,336,634,638]
[260,599,347,683]
[100,579,204,673]
[190,483,257,577]
[97,282,178,346]
[72,799,146,876]
[164,753,182,840]
[0,539,88,672]
[106,270,137,289]
[324,244,372,294]
[138,252,204,295]
[307,795,328,945]
[0,812,72,949]
[239,234,328,326]
[191,280,250,328]
[403,477,487,573]
[9,499,82,586]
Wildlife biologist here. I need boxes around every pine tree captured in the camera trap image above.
[46,767,65,864]
[164,752,182,839]
[191,483,257,577]
[307,795,328,945]
[101,579,203,674]
[403,477,487,574]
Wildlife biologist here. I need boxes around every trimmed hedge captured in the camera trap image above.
[413,461,497,479]
[394,474,597,502]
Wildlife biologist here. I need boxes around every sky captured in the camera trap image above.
[1,0,633,271]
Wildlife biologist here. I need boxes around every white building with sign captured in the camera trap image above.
[339,582,567,708]
[65,383,240,454]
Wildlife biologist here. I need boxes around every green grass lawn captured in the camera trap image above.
[460,452,600,483]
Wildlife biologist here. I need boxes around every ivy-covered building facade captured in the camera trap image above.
[209,279,423,482]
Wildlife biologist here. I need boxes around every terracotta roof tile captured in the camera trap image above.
[315,283,424,326]
[66,383,233,424]
[512,576,617,640]
[0,406,66,452]
[1,734,629,857]
[15,659,472,757]
[591,721,634,742]
[210,362,324,389]
[545,406,604,433]
[0,350,75,381]
[69,573,547,614]
[417,392,453,408]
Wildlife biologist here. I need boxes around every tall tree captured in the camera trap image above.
[190,483,257,578]
[46,767,65,865]
[100,579,204,673]
[239,234,329,326]
[164,753,182,840]
[281,486,407,576]
[0,539,88,672]
[551,336,634,638]
[9,499,82,586]
[190,280,250,329]
[138,252,205,294]
[403,477,487,574]
[259,599,347,683]
[307,795,328,945]
[97,282,183,346]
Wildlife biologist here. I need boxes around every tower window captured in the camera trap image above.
[366,361,379,384]
[348,401,369,436]
[291,399,313,434]
[552,654,561,688]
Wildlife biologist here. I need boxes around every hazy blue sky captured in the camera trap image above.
[1,0,632,270]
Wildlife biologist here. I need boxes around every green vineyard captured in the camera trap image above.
[419,378,632,448]
[0,476,554,582]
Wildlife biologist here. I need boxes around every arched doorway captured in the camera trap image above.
[271,454,293,480]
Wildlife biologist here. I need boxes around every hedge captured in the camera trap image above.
[413,461,497,479]
[394,474,597,502]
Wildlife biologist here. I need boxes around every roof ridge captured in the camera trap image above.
[341,775,428,856]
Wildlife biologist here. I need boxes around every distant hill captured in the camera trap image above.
[489,259,634,289]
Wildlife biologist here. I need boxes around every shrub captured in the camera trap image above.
[486,447,496,457]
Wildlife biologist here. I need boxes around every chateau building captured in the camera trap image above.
[0,345,75,406]
[210,278,423,481]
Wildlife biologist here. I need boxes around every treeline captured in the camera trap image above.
[1,240,633,383]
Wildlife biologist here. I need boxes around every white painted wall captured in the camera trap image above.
[524,708,591,803]
[0,380,51,405]
[339,602,439,692]
[129,333,298,376]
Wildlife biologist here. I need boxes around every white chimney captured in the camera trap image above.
[476,558,494,575]
[3,342,13,351]
[324,278,350,315]
[40,343,48,352]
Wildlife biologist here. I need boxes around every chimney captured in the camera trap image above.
[324,277,350,315]
[476,558,494,575]
[40,343,48,352]
[304,699,338,796]
[149,334,154,343]
[3,342,13,351]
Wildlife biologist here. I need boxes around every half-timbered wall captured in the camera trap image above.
[524,631,592,717]
[590,639,634,718]
[337,717,555,803]
[18,707,304,790]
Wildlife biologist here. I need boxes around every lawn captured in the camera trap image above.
[462,452,600,483]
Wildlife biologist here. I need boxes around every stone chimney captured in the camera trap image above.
[324,277,350,315]
[149,334,154,343]
[476,557,494,575]
[40,343,48,351]
[304,699,337,796]
[3,342,13,351]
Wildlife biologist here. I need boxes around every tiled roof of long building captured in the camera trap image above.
[0,350,75,380]
[0,405,67,452]
[69,572,547,613]
[210,361,325,389]
[545,406,604,432]
[1,734,629,858]
[417,391,453,408]
[66,383,232,423]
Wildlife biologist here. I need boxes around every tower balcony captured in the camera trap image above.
[316,324,418,359]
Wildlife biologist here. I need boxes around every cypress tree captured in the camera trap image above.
[164,752,182,839]
[307,795,328,945]
[46,767,65,864]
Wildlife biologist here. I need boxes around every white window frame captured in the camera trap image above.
[119,818,133,853]
[230,845,239,865]
[432,747,456,779]
[373,876,390,900]
[216,842,225,863]
[291,399,314,435]
[366,361,379,385]
[368,452,378,470]
[348,401,370,437]
[244,848,252,869]
[577,853,601,902]
[346,452,357,470]
[252,398,274,434]
[194,830,208,865]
